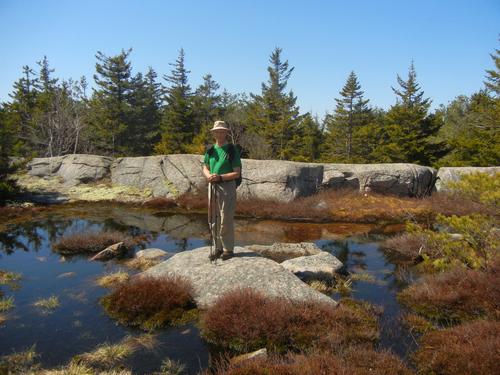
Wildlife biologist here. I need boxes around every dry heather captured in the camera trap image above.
[100,275,195,330]
[201,288,379,354]
[398,258,500,323]
[413,320,500,375]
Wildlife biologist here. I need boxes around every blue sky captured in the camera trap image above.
[0,0,498,118]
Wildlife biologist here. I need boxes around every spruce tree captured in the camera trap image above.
[188,74,222,153]
[323,71,371,162]
[378,62,443,164]
[247,47,301,159]
[484,39,500,96]
[6,65,40,156]
[289,113,323,161]
[154,48,194,154]
[436,91,499,166]
[127,67,162,155]
[88,48,134,156]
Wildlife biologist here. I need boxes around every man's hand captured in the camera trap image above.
[208,174,221,183]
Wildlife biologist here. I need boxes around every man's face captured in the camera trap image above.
[213,130,228,139]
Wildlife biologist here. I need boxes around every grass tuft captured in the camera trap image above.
[0,296,15,312]
[95,271,130,288]
[33,295,60,312]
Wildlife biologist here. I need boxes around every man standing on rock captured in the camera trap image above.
[203,121,242,261]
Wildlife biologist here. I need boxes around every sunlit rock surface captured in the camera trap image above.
[141,246,337,309]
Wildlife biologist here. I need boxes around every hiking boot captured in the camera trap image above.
[221,251,234,260]
[209,248,223,261]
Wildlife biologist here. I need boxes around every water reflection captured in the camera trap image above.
[0,204,415,371]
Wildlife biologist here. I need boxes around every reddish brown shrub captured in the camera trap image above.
[100,275,194,330]
[414,320,500,375]
[52,230,141,255]
[142,197,177,209]
[175,187,496,223]
[176,191,208,211]
[381,232,427,262]
[398,259,500,322]
[424,191,498,218]
[201,288,379,354]
[342,347,413,375]
[208,348,412,375]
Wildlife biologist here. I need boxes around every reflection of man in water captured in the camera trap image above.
[202,121,242,261]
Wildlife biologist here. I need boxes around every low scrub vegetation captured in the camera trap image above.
[201,288,379,354]
[398,256,500,323]
[413,319,500,375]
[207,347,412,375]
[100,275,196,330]
[383,214,498,271]
[445,171,500,208]
[52,230,144,255]
[175,184,496,224]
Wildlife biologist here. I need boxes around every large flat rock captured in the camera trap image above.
[111,154,206,198]
[20,154,448,202]
[140,246,336,309]
[280,251,344,280]
[321,163,437,197]
[27,154,113,186]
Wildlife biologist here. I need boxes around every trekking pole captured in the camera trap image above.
[208,182,214,262]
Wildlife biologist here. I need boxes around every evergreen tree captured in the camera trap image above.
[0,104,19,199]
[322,71,371,162]
[127,67,162,155]
[484,39,500,96]
[154,48,194,154]
[436,91,499,166]
[6,65,40,156]
[289,113,323,161]
[188,74,222,153]
[37,55,58,92]
[247,47,301,159]
[87,48,134,156]
[377,62,443,164]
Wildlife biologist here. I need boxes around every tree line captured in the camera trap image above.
[1,44,499,180]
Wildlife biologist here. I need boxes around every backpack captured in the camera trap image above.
[207,143,243,188]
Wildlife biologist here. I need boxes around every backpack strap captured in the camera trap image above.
[206,144,215,156]
[227,144,235,162]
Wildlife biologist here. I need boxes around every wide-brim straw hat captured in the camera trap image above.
[210,120,230,132]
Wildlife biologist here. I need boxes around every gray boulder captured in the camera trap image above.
[27,156,64,177]
[321,163,437,197]
[237,159,323,202]
[435,166,500,191]
[58,154,113,186]
[140,246,336,309]
[22,154,441,201]
[27,154,112,186]
[111,154,206,198]
[280,251,344,280]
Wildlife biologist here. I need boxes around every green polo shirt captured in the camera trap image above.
[204,143,242,175]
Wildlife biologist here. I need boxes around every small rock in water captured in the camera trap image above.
[90,242,127,261]
[57,272,76,278]
[135,248,169,259]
